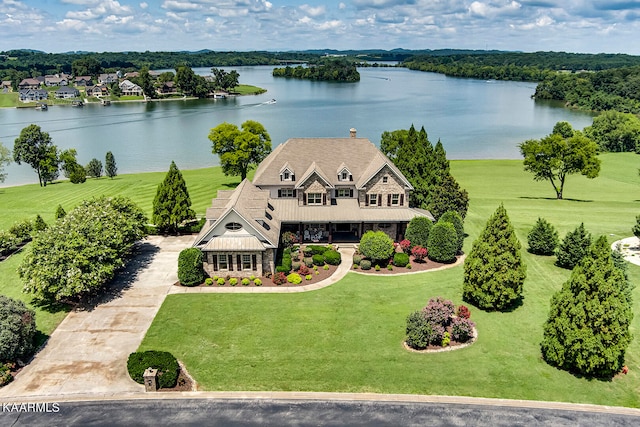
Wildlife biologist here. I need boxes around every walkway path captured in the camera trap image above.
[0,235,195,399]
[612,236,640,267]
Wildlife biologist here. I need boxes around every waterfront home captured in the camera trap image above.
[18,78,41,90]
[119,80,143,96]
[157,81,177,95]
[74,76,93,86]
[99,73,119,85]
[1,81,11,92]
[55,86,80,99]
[19,89,49,102]
[44,75,69,86]
[193,129,433,278]
[85,85,109,97]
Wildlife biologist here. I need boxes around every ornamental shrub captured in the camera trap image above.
[633,215,640,239]
[393,252,410,267]
[177,248,205,287]
[32,215,48,234]
[205,278,213,286]
[442,332,451,347]
[399,239,411,253]
[422,297,455,327]
[360,259,372,270]
[352,254,363,265]
[556,223,592,269]
[387,264,393,271]
[305,274,313,280]
[375,264,381,271]
[217,278,225,286]
[463,204,526,311]
[541,236,633,378]
[456,305,471,319]
[303,257,314,268]
[304,245,327,256]
[0,363,12,386]
[527,217,559,255]
[427,221,458,263]
[292,262,301,271]
[241,278,250,286]
[229,278,238,286]
[276,265,290,273]
[127,350,179,389]
[323,250,341,265]
[287,273,302,284]
[323,264,329,270]
[405,311,434,350]
[439,210,465,254]
[272,272,287,285]
[9,219,33,243]
[450,317,476,343]
[298,264,310,276]
[0,296,36,363]
[0,231,19,256]
[253,278,262,286]
[411,245,428,262]
[405,216,433,249]
[359,230,394,263]
[312,254,325,266]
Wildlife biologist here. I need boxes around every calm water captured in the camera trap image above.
[0,66,594,187]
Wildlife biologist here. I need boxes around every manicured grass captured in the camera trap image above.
[0,166,247,231]
[0,92,19,107]
[140,152,640,407]
[0,166,244,336]
[233,84,267,95]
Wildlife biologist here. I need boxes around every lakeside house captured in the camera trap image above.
[18,78,41,90]
[55,86,80,99]
[1,81,11,92]
[119,79,143,96]
[193,129,433,278]
[74,76,93,86]
[18,89,48,102]
[44,74,70,86]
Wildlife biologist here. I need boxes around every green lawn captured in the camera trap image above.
[139,152,640,407]
[0,166,245,336]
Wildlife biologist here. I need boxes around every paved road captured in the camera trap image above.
[0,235,195,398]
[1,398,639,426]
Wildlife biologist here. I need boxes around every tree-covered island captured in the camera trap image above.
[272,58,360,82]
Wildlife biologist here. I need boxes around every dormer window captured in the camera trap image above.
[338,167,353,182]
[280,168,295,181]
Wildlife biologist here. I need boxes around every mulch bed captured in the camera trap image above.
[158,361,196,392]
[352,255,461,274]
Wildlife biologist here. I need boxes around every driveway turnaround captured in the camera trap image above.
[0,235,195,399]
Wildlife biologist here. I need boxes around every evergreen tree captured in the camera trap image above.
[556,223,592,269]
[611,248,635,305]
[404,216,433,248]
[633,214,640,239]
[86,158,103,178]
[527,217,559,255]
[426,173,469,220]
[33,215,47,233]
[105,151,117,179]
[462,204,526,311]
[55,205,66,220]
[439,210,465,254]
[427,220,458,263]
[152,161,195,233]
[541,236,633,378]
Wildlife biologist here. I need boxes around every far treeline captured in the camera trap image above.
[272,58,360,82]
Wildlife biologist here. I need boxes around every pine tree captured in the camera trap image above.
[55,205,66,220]
[527,217,559,255]
[556,223,591,269]
[541,236,633,378]
[152,161,195,233]
[462,204,526,310]
[105,151,117,179]
[426,173,469,220]
[32,215,48,233]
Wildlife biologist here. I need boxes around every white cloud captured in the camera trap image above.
[140,2,148,9]
[162,1,201,12]
[510,14,554,30]
[469,1,521,18]
[300,4,326,17]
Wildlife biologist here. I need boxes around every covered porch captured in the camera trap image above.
[281,221,407,244]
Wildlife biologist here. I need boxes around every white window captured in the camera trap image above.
[369,194,378,206]
[336,188,351,197]
[242,254,252,270]
[218,255,228,270]
[225,222,242,231]
[391,194,400,206]
[280,189,295,198]
[307,193,322,205]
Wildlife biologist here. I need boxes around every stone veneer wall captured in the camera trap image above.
[359,165,408,207]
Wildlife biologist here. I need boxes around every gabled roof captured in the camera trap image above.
[193,179,280,249]
[252,137,412,190]
[294,161,334,189]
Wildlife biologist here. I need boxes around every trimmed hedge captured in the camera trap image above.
[127,350,179,389]
[393,252,410,267]
[312,254,325,266]
[427,221,458,263]
[405,216,433,248]
[177,248,205,287]
[323,250,341,265]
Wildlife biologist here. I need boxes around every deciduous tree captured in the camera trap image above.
[13,124,59,187]
[152,161,195,233]
[584,111,640,153]
[519,122,600,199]
[463,204,526,311]
[541,236,633,378]
[209,120,272,180]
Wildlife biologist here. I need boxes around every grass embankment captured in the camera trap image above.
[139,153,640,407]
[0,166,247,336]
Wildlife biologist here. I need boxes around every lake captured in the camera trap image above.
[0,66,595,187]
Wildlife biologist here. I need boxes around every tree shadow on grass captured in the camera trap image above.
[78,241,160,312]
[519,196,594,203]
[222,181,241,188]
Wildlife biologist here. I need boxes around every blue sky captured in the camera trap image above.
[1,0,639,54]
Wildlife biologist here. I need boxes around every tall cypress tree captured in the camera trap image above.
[462,204,526,311]
[541,236,633,378]
[152,161,195,233]
[105,151,117,179]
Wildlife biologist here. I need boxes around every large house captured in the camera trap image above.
[193,129,433,278]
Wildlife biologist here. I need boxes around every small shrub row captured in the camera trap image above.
[0,216,46,257]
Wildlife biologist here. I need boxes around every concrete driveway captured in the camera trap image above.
[0,235,194,399]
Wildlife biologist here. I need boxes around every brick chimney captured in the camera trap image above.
[350,128,357,138]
